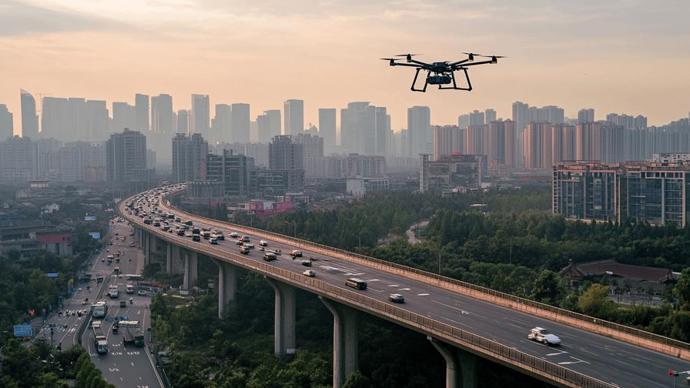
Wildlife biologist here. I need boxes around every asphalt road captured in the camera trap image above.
[81,220,162,388]
[130,189,690,388]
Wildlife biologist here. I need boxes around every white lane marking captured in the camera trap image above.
[368,279,380,282]
[398,287,411,291]
[431,300,475,317]
[417,293,430,296]
[388,284,399,287]
[344,272,365,276]
[558,357,589,365]
[546,350,568,356]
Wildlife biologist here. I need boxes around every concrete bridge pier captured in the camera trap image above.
[165,243,173,274]
[216,260,237,318]
[427,336,477,388]
[319,297,359,388]
[143,231,152,266]
[182,250,198,291]
[265,278,296,356]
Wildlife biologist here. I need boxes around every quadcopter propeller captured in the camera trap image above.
[475,54,506,59]
[396,53,419,57]
[380,57,397,61]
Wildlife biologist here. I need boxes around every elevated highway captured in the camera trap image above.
[120,185,690,388]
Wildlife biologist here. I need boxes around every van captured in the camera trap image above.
[345,278,367,290]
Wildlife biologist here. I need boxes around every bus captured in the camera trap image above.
[345,278,367,290]
[125,274,144,282]
[91,301,108,318]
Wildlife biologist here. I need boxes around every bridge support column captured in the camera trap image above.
[320,297,359,388]
[143,232,152,266]
[427,337,477,388]
[165,243,173,274]
[182,250,198,291]
[216,261,237,318]
[266,278,296,356]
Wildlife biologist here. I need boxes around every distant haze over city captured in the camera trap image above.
[2,0,690,134]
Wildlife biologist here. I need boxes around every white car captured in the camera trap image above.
[259,240,268,246]
[302,270,316,277]
[527,327,561,346]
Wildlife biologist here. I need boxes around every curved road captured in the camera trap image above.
[125,186,690,388]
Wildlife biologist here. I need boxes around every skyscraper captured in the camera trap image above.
[86,100,108,141]
[407,106,431,156]
[231,103,250,143]
[112,102,136,132]
[191,94,210,136]
[105,129,148,184]
[284,99,304,135]
[257,110,281,144]
[135,94,150,131]
[458,114,470,129]
[20,89,38,138]
[212,104,231,140]
[374,107,390,155]
[485,108,497,123]
[577,108,595,124]
[432,125,464,161]
[0,105,13,139]
[151,94,173,133]
[172,133,209,182]
[318,108,337,153]
[469,110,485,126]
[341,102,375,154]
[177,110,191,134]
[512,101,530,133]
[0,136,37,182]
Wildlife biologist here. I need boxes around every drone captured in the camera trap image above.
[381,52,503,92]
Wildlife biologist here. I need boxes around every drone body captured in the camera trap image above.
[381,53,502,92]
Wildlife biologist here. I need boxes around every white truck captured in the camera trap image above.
[93,325,108,354]
[91,301,108,319]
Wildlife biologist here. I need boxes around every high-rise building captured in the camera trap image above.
[319,108,337,153]
[151,94,173,133]
[341,102,376,154]
[105,129,148,184]
[55,142,106,182]
[469,110,485,126]
[485,109,497,124]
[577,108,595,124]
[458,114,470,129]
[374,107,390,155]
[177,109,191,134]
[284,99,304,135]
[407,106,431,156]
[269,135,303,170]
[86,100,108,142]
[191,94,210,135]
[135,94,150,131]
[432,125,464,161]
[257,109,281,144]
[522,122,551,169]
[485,120,506,171]
[0,104,13,139]
[20,89,39,138]
[212,104,231,141]
[231,103,250,143]
[206,150,255,196]
[551,124,576,164]
[172,133,208,182]
[295,133,324,159]
[465,125,484,155]
[512,101,530,133]
[0,136,37,182]
[40,96,107,142]
[112,102,136,132]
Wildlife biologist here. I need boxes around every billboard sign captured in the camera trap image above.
[13,324,33,338]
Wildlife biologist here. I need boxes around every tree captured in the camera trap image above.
[577,284,614,317]
[343,371,372,388]
[531,270,564,305]
[673,268,690,310]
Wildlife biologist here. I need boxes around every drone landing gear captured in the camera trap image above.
[410,68,429,92]
[438,68,472,91]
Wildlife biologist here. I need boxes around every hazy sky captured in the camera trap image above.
[2,0,690,135]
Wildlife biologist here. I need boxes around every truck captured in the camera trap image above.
[91,301,108,319]
[126,283,135,294]
[121,320,144,347]
[93,326,108,354]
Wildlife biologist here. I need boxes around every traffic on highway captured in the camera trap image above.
[123,185,690,388]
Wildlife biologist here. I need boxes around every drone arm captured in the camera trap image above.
[455,59,495,68]
[449,58,472,66]
[393,62,428,68]
[407,58,432,67]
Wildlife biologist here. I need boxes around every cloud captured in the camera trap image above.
[0,0,122,36]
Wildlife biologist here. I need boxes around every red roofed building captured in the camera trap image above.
[560,259,674,292]
[35,231,73,257]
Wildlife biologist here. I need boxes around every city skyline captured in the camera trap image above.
[2,1,690,134]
